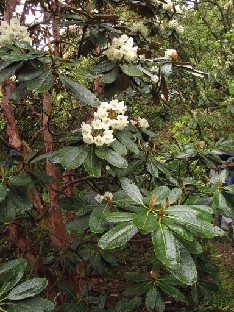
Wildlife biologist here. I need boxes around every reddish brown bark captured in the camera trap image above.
[43,92,66,248]
[1,81,22,151]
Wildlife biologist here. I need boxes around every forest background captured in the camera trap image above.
[0,0,233,311]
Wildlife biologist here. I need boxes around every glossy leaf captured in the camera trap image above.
[49,145,89,169]
[152,223,180,269]
[89,206,109,233]
[145,287,165,312]
[163,218,194,241]
[133,212,157,232]
[120,64,142,77]
[146,159,159,178]
[159,281,185,302]
[66,215,90,234]
[101,68,119,83]
[91,60,116,73]
[9,174,32,187]
[98,222,138,249]
[105,212,135,223]
[8,278,48,300]
[120,178,145,206]
[27,71,53,92]
[115,130,139,154]
[113,297,141,312]
[84,149,102,177]
[0,259,27,295]
[0,183,8,203]
[8,297,54,312]
[213,190,234,218]
[60,75,99,107]
[153,186,170,205]
[171,246,197,285]
[0,62,22,83]
[111,140,128,156]
[124,272,150,282]
[169,188,183,204]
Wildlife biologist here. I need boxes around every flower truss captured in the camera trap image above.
[81,99,129,146]
[0,17,31,47]
[95,192,113,203]
[130,117,149,129]
[104,34,138,61]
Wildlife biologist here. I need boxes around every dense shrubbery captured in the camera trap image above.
[0,0,233,311]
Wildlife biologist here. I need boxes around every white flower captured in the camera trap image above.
[91,119,108,130]
[106,165,110,170]
[93,135,105,146]
[95,194,104,203]
[138,118,149,128]
[163,1,173,10]
[131,21,149,37]
[168,19,179,29]
[83,134,94,144]
[176,25,184,34]
[81,122,92,135]
[110,115,128,130]
[104,192,113,201]
[94,108,109,120]
[104,35,138,61]
[0,17,31,47]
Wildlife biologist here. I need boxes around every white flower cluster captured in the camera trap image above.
[95,192,113,203]
[104,34,138,61]
[131,21,149,37]
[81,99,129,146]
[168,20,184,34]
[130,117,149,129]
[163,0,173,10]
[0,18,31,47]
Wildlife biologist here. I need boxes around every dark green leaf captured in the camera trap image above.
[133,212,157,232]
[146,159,159,178]
[120,64,142,77]
[60,75,99,106]
[146,287,165,312]
[89,206,109,233]
[90,28,108,47]
[0,62,22,83]
[1,53,39,62]
[98,222,138,249]
[153,186,170,205]
[0,183,8,203]
[18,68,45,82]
[95,148,128,168]
[8,278,48,300]
[84,149,102,177]
[10,82,31,100]
[152,223,180,269]
[101,68,119,83]
[66,215,90,234]
[171,246,197,285]
[49,145,89,169]
[163,218,194,241]
[91,60,116,73]
[9,174,32,187]
[124,283,151,296]
[111,140,128,156]
[115,130,139,154]
[120,178,145,206]
[159,281,185,302]
[8,297,54,312]
[169,188,183,204]
[105,212,135,223]
[124,272,150,282]
[113,297,141,312]
[27,71,53,92]
[58,303,86,312]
